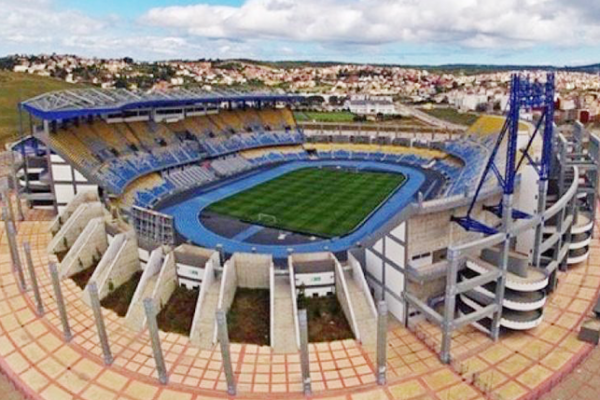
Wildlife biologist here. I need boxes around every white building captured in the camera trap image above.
[293,257,336,297]
[345,95,396,116]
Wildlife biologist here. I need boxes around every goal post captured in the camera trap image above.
[257,213,278,225]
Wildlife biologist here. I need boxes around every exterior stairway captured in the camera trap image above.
[192,279,221,349]
[344,270,377,348]
[272,276,297,353]
[125,275,159,331]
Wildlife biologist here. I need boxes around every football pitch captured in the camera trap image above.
[205,167,406,238]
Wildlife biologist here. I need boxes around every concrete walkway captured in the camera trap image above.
[0,205,597,399]
[191,279,220,349]
[272,276,297,353]
[343,270,377,349]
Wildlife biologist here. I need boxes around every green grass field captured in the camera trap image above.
[0,71,80,145]
[206,168,405,238]
[420,107,480,126]
[294,111,356,123]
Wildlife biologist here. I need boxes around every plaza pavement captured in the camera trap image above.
[0,205,598,400]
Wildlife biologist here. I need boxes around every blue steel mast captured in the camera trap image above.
[452,72,556,235]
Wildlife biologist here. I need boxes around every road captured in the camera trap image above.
[395,103,467,131]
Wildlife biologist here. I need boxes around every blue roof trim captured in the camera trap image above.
[21,93,303,121]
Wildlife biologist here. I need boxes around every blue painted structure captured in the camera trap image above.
[161,160,425,258]
[21,91,304,121]
[453,72,556,235]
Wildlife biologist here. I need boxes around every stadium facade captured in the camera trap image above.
[10,78,598,364]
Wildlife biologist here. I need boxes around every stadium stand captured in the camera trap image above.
[163,165,216,190]
[121,134,493,209]
[210,155,253,177]
[47,107,303,195]
[301,139,495,198]
[118,173,169,208]
[46,103,499,211]
[442,139,491,196]
[466,115,528,137]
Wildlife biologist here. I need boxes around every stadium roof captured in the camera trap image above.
[21,88,303,120]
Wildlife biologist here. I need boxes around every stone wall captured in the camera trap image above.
[96,231,141,301]
[406,277,446,303]
[407,196,501,259]
[153,252,177,312]
[334,260,359,341]
[190,257,217,344]
[50,190,99,236]
[125,247,165,331]
[59,217,107,278]
[48,202,105,255]
[218,259,238,312]
[233,253,271,289]
[82,232,127,305]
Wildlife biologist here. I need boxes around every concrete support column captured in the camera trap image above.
[143,299,168,385]
[561,195,578,272]
[376,301,388,385]
[88,282,113,366]
[43,120,59,216]
[49,262,72,342]
[216,309,236,396]
[9,157,24,221]
[23,242,44,316]
[3,189,16,228]
[13,178,25,222]
[532,179,549,268]
[299,309,311,395]
[549,204,566,292]
[441,248,459,364]
[17,108,31,194]
[491,194,513,341]
[6,219,27,291]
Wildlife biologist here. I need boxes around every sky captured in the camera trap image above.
[2,0,600,66]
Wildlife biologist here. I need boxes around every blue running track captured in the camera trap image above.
[162,160,424,258]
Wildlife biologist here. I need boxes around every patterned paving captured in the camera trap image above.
[0,202,598,400]
[540,345,600,400]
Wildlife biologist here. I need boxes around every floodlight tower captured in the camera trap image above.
[452,72,556,237]
[451,72,555,341]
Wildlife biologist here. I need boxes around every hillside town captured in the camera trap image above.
[4,54,600,123]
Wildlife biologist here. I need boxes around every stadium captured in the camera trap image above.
[1,73,600,399]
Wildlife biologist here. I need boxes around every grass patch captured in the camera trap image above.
[294,111,357,123]
[206,167,405,238]
[100,271,143,317]
[55,250,68,263]
[420,108,480,126]
[298,294,353,342]
[157,286,199,336]
[227,288,270,346]
[0,71,81,145]
[70,263,98,290]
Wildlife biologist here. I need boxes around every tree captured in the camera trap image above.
[0,56,16,71]
[114,77,129,89]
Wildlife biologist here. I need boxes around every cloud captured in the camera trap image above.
[0,1,205,60]
[0,0,107,43]
[1,0,600,63]
[140,0,600,49]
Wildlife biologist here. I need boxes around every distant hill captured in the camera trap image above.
[0,71,80,146]
[564,64,600,74]
[227,59,600,75]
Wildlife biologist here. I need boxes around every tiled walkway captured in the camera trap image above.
[0,206,598,400]
[540,345,600,400]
